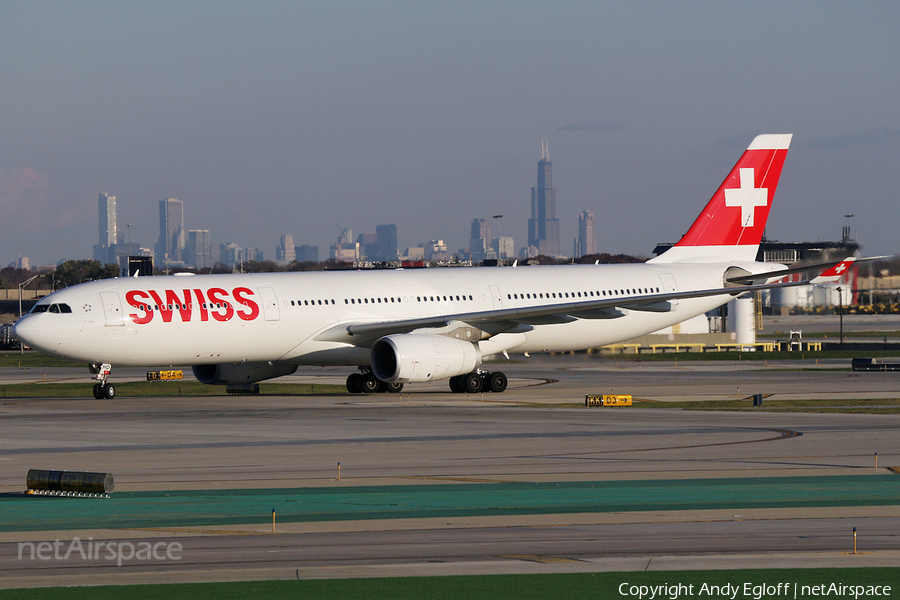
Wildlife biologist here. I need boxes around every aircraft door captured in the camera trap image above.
[258,287,280,321]
[657,273,678,307]
[99,292,125,327]
[489,285,503,309]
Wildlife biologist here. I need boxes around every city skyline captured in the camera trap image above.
[21,139,608,271]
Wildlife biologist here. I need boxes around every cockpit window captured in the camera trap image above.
[29,303,72,314]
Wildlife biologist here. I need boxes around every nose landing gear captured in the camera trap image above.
[89,362,116,399]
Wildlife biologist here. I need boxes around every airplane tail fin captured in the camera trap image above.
[650,134,792,264]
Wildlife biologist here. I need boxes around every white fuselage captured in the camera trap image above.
[14,262,750,369]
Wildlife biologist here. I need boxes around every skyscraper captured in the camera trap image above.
[156,198,185,264]
[577,210,597,257]
[375,224,398,261]
[277,234,296,263]
[469,218,491,261]
[98,193,117,247]
[93,193,117,264]
[187,230,211,270]
[527,139,560,257]
[295,245,319,262]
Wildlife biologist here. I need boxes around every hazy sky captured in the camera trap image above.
[2,1,899,266]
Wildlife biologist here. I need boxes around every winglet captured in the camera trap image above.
[811,257,856,284]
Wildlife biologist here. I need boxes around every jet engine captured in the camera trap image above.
[192,361,298,385]
[371,334,481,383]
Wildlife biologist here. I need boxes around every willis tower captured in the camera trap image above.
[527,138,560,257]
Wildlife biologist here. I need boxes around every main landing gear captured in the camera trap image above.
[449,370,507,394]
[89,362,116,399]
[345,368,508,394]
[346,368,404,394]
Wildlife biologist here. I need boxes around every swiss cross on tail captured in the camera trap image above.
[724,168,767,227]
[657,134,792,263]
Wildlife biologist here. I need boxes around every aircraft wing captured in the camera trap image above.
[725,255,891,285]
[313,278,807,346]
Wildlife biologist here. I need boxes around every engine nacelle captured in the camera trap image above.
[371,334,481,383]
[192,361,298,385]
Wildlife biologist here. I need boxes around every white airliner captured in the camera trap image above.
[13,134,849,399]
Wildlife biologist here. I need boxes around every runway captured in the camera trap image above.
[1,356,899,588]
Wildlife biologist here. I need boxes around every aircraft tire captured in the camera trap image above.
[104,384,116,399]
[448,375,464,393]
[93,384,103,399]
[377,380,403,393]
[346,373,363,394]
[462,372,483,394]
[486,372,508,393]
[360,373,380,394]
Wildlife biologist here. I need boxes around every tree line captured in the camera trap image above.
[2,253,649,290]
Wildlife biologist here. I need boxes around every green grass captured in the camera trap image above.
[0,381,347,398]
[2,569,896,599]
[0,351,85,367]
[4,382,900,413]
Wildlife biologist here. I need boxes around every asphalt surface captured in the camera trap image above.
[1,324,900,587]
